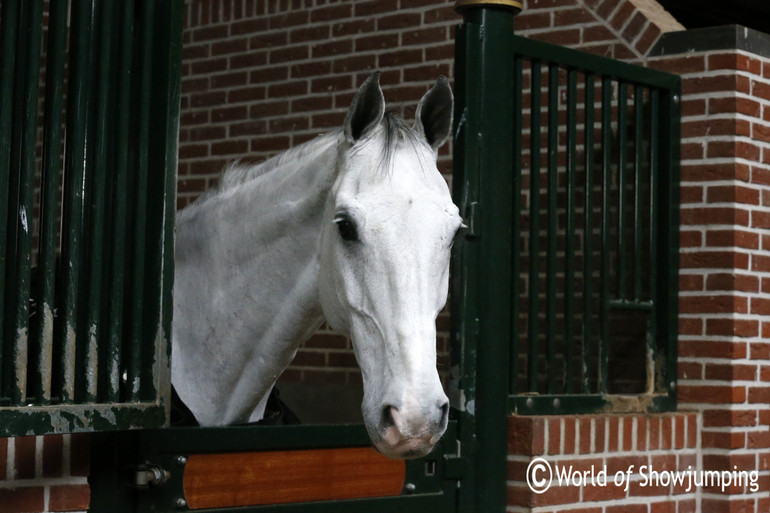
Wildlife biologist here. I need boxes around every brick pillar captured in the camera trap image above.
[650,26,770,512]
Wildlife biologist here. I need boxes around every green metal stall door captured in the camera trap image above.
[0,0,183,436]
[451,4,679,513]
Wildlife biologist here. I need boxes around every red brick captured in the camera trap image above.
[706,319,759,337]
[515,12,552,31]
[548,418,561,455]
[621,12,647,43]
[751,297,770,316]
[606,0,635,30]
[705,363,757,382]
[752,79,770,101]
[706,273,760,293]
[211,38,248,56]
[752,210,770,229]
[748,386,770,404]
[310,4,353,23]
[0,487,45,513]
[650,500,677,513]
[678,362,703,380]
[680,206,747,226]
[608,416,620,452]
[678,385,746,404]
[679,250,749,270]
[582,479,627,501]
[332,19,376,37]
[679,339,747,359]
[42,435,63,478]
[579,417,592,454]
[15,436,36,479]
[0,438,6,480]
[49,484,90,512]
[267,10,309,30]
[553,7,595,26]
[531,483,581,507]
[678,317,702,335]
[534,28,581,47]
[706,185,761,205]
[747,428,770,449]
[633,24,661,56]
[703,410,757,428]
[710,96,761,117]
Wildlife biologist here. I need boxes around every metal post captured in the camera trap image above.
[452,1,520,511]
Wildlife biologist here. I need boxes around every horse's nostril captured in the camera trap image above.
[381,405,396,429]
[439,401,449,424]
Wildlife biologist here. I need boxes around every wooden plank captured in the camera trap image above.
[184,447,406,509]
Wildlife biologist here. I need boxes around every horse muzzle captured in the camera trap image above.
[371,398,449,459]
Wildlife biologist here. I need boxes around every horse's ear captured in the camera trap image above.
[344,72,385,143]
[415,76,453,151]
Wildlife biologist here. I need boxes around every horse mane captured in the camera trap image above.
[209,110,428,198]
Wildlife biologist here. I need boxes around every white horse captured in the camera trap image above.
[172,72,460,459]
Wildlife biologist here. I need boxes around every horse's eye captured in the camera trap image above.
[335,217,358,242]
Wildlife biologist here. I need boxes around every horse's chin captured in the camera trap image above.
[369,426,441,460]
[372,439,437,460]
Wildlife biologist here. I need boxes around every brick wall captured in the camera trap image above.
[508,413,700,512]
[0,435,89,513]
[647,31,770,512]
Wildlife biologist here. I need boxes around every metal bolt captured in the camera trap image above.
[526,397,534,409]
[553,398,561,409]
[175,455,187,466]
[404,483,417,494]
[673,94,680,104]
[175,497,187,509]
[669,381,677,390]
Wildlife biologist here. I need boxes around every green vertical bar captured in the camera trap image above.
[32,0,68,405]
[545,63,558,394]
[509,56,523,395]
[126,0,155,402]
[104,0,135,403]
[649,89,659,316]
[81,0,117,403]
[13,0,44,405]
[8,0,44,405]
[454,4,518,512]
[617,82,628,301]
[141,0,183,404]
[527,60,541,393]
[59,0,96,403]
[599,78,612,394]
[450,21,476,511]
[633,86,644,301]
[564,70,577,393]
[660,84,680,404]
[0,0,20,392]
[582,73,594,393]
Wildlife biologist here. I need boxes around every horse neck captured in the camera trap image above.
[173,133,342,424]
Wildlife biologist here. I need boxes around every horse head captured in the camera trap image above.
[318,73,461,459]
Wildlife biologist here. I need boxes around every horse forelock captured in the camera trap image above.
[349,110,431,176]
